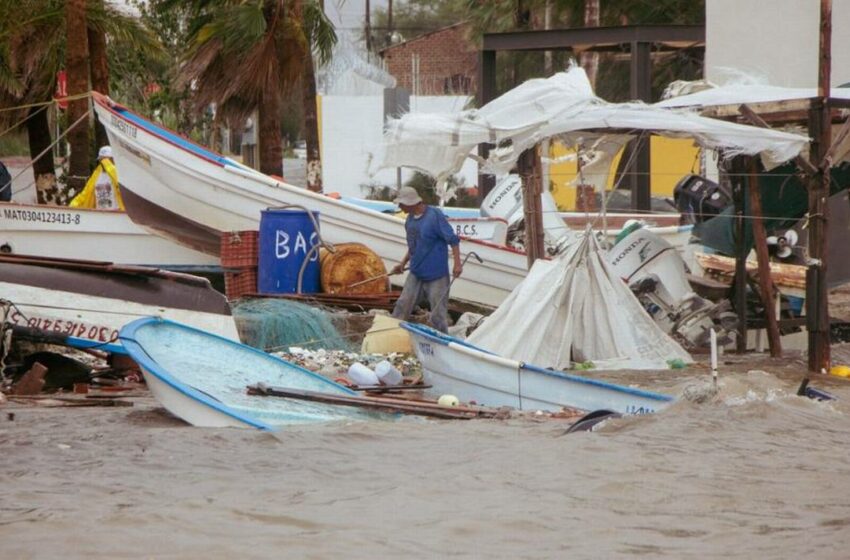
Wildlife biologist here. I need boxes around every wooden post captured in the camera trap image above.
[747,158,782,357]
[519,148,545,269]
[732,158,748,353]
[807,0,832,372]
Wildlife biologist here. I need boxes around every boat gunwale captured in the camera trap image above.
[119,317,359,430]
[401,322,674,403]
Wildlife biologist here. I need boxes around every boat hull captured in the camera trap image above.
[0,202,217,269]
[403,323,673,415]
[0,255,238,343]
[120,317,377,429]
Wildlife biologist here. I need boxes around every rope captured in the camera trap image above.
[0,107,91,196]
[0,92,91,114]
[0,103,49,139]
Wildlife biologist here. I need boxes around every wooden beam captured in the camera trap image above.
[519,147,545,268]
[806,0,832,373]
[747,159,782,357]
[731,158,748,353]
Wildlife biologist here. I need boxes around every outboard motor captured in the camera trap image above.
[607,222,735,350]
[481,174,579,254]
[673,174,732,224]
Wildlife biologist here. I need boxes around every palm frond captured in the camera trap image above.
[302,0,336,65]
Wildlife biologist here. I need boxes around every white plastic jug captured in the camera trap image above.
[347,363,380,386]
[374,360,403,386]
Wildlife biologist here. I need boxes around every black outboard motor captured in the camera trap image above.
[673,174,731,224]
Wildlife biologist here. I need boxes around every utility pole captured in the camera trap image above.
[807,0,832,372]
[365,0,372,54]
[388,0,393,42]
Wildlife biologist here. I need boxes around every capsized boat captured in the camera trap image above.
[402,322,673,415]
[1,253,239,345]
[0,202,218,270]
[119,317,377,429]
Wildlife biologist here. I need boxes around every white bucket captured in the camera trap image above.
[347,363,380,386]
[374,360,403,386]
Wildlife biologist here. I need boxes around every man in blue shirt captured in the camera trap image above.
[390,186,462,332]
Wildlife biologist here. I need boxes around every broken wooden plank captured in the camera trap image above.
[350,383,432,392]
[247,384,498,420]
[695,252,807,289]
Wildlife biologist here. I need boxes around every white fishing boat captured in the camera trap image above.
[119,317,376,429]
[92,93,529,307]
[0,202,217,270]
[402,322,673,415]
[1,254,239,345]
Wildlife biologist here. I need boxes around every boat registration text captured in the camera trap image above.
[7,309,119,342]
[3,208,82,225]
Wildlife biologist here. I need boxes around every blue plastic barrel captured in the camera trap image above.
[257,209,321,294]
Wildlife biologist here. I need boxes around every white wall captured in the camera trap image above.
[706,0,850,87]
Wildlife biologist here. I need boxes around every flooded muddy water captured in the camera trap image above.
[3,352,850,559]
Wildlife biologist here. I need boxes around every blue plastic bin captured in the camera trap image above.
[257,209,321,294]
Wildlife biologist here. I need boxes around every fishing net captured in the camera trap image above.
[231,298,353,353]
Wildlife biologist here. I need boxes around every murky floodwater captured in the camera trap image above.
[3,353,850,559]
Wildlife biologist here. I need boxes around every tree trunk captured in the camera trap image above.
[258,90,283,176]
[65,0,90,194]
[88,12,110,151]
[302,52,323,192]
[580,0,600,89]
[26,106,60,204]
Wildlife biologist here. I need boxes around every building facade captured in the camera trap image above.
[380,23,477,96]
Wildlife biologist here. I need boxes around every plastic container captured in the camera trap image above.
[220,230,259,267]
[257,209,320,294]
[374,360,403,386]
[347,363,380,386]
[361,314,413,354]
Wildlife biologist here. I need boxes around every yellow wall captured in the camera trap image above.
[549,137,700,211]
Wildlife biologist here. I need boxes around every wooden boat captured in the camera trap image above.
[402,322,674,415]
[119,317,376,429]
[92,93,687,308]
[0,254,239,344]
[0,202,218,270]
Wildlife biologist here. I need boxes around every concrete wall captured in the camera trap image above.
[706,0,850,87]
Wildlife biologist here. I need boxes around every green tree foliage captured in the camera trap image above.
[177,0,336,176]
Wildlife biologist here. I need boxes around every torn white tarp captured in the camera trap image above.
[467,231,693,371]
[656,82,850,109]
[374,65,810,180]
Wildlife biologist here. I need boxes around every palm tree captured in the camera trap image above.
[180,0,336,178]
[0,0,163,202]
[65,0,90,193]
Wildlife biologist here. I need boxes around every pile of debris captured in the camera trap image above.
[274,347,422,381]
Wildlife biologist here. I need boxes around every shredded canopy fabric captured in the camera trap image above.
[467,231,693,371]
[375,66,810,181]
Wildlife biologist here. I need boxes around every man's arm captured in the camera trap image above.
[451,243,462,278]
[390,251,409,275]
